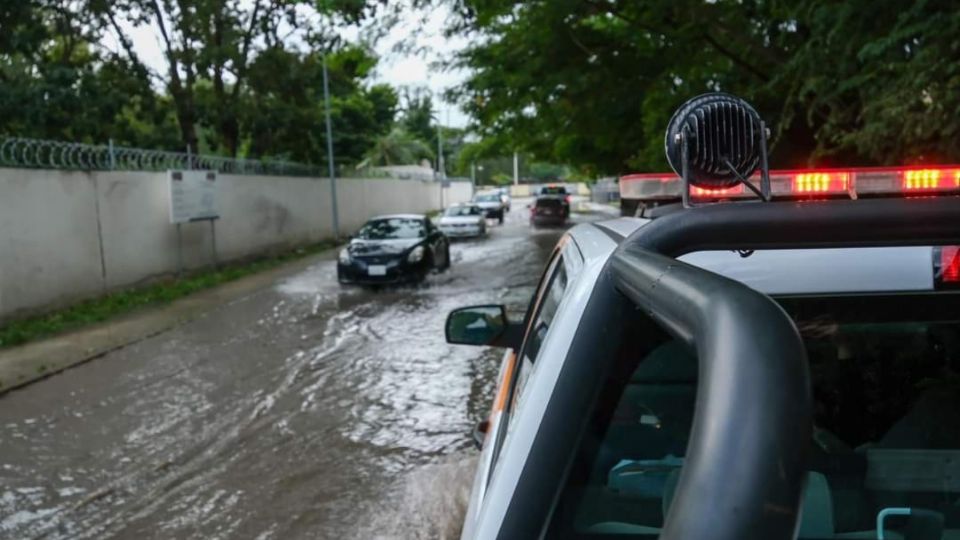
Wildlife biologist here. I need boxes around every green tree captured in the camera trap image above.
[445,0,798,174]
[401,88,436,145]
[0,0,177,148]
[779,0,960,165]
[1,0,401,165]
[98,0,302,154]
[240,45,398,166]
[446,0,960,173]
[360,127,435,166]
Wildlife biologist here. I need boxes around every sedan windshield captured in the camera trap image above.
[474,194,500,203]
[357,218,425,240]
[444,206,482,217]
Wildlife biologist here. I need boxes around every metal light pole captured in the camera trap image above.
[322,55,340,239]
[436,118,444,180]
[513,152,519,186]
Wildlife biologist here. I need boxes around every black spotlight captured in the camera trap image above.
[664,92,770,205]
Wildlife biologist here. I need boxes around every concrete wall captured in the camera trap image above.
[0,169,105,317]
[0,167,473,320]
[444,181,474,208]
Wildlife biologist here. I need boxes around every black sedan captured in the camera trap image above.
[530,197,568,226]
[337,214,450,285]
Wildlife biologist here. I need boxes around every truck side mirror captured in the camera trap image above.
[445,305,523,348]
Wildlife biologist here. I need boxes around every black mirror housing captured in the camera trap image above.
[445,305,508,346]
[445,305,523,348]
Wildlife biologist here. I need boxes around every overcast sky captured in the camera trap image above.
[349,3,472,128]
[121,3,472,128]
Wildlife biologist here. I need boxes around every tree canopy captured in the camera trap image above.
[0,0,406,168]
[7,0,950,177]
[447,0,960,174]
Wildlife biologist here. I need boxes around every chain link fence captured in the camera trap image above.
[0,136,327,177]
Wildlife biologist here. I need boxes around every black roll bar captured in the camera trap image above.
[611,247,810,539]
[627,196,960,257]
[612,195,960,539]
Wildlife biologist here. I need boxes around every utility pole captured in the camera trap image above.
[322,55,340,239]
[513,152,519,186]
[436,116,444,180]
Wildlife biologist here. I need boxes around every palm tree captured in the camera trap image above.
[359,128,435,167]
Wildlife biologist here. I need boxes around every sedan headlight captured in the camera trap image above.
[338,248,351,264]
[407,245,425,263]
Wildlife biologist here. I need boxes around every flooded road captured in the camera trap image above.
[0,200,607,539]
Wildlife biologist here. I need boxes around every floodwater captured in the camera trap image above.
[0,200,608,539]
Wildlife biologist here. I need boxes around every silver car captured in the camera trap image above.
[437,204,487,238]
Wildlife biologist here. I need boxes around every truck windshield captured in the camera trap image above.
[548,292,960,539]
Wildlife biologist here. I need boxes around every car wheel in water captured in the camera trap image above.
[440,243,451,271]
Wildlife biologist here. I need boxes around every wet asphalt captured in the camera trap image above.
[0,199,609,540]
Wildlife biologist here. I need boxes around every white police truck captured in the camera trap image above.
[445,93,960,540]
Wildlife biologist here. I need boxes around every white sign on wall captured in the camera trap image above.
[168,170,218,224]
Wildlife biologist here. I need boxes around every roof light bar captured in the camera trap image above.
[620,165,960,203]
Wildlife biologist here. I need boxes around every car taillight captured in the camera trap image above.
[935,246,960,289]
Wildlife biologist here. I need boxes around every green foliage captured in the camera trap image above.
[780,0,960,165]
[240,46,398,165]
[448,0,960,173]
[0,1,178,148]
[361,127,435,166]
[401,89,437,146]
[490,172,511,185]
[0,0,399,165]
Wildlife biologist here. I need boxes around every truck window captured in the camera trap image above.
[546,292,960,539]
[486,252,570,484]
[511,257,567,415]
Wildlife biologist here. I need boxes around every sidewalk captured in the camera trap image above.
[0,247,339,396]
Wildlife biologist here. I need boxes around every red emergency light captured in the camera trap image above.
[690,184,745,197]
[902,169,960,191]
[620,165,960,202]
[936,246,960,287]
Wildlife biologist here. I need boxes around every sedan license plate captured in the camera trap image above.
[368,265,387,276]
[542,209,554,215]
